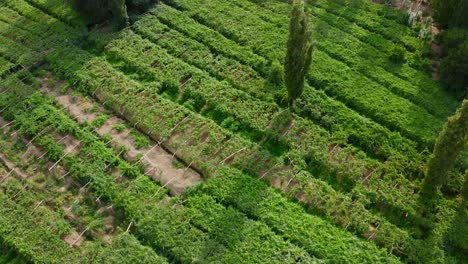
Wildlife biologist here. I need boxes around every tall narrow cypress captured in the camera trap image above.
[284,0,313,107]
[421,99,468,197]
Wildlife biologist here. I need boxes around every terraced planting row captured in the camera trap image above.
[161,0,447,148]
[100,28,431,232]
[0,4,416,254]
[42,33,427,260]
[38,80,201,196]
[136,6,428,173]
[230,0,458,119]
[0,56,13,76]
[166,0,463,170]
[0,74,333,263]
[1,0,83,42]
[3,68,398,262]
[22,0,86,28]
[0,74,169,257]
[41,34,414,256]
[131,16,267,100]
[148,3,431,168]
[143,3,456,182]
[0,34,40,65]
[0,113,168,263]
[306,0,421,52]
[0,0,463,262]
[0,0,454,239]
[242,0,397,55]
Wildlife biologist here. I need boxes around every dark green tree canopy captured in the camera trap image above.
[431,0,468,29]
[67,0,157,29]
[422,99,468,197]
[431,0,468,96]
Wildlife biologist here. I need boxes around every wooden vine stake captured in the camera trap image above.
[48,142,80,171]
[219,147,247,165]
[70,227,89,247]
[10,184,28,200]
[30,200,44,215]
[0,120,15,129]
[0,168,15,184]
[261,161,281,179]
[172,136,192,159]
[126,221,133,233]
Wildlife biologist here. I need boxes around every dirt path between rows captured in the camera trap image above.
[39,78,202,196]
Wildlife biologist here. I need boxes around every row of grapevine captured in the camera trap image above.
[0,127,167,263]
[0,184,81,263]
[38,57,400,261]
[232,0,458,119]
[132,16,267,100]
[0,73,317,263]
[146,5,426,166]
[0,158,167,264]
[0,75,182,261]
[22,0,86,28]
[234,0,396,54]
[307,0,421,52]
[0,7,81,56]
[160,0,445,147]
[0,160,168,264]
[0,0,461,262]
[105,14,427,229]
[43,43,419,259]
[0,56,13,76]
[0,35,39,65]
[193,167,417,261]
[0,1,424,258]
[322,0,411,25]
[138,8,429,169]
[2,0,82,41]
[102,30,426,230]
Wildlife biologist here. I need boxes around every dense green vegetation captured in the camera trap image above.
[66,0,158,29]
[431,0,468,96]
[0,0,466,263]
[422,100,468,198]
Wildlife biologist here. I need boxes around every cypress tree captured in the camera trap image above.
[421,99,468,197]
[284,0,313,107]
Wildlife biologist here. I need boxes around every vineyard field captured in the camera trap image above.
[0,0,466,263]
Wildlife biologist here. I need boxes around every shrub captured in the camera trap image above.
[161,79,179,96]
[267,61,284,87]
[112,123,127,133]
[273,87,289,108]
[129,130,151,149]
[388,44,406,63]
[408,51,432,73]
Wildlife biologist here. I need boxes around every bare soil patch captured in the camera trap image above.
[39,77,203,195]
[97,117,202,195]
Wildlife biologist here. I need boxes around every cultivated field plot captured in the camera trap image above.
[0,0,466,263]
